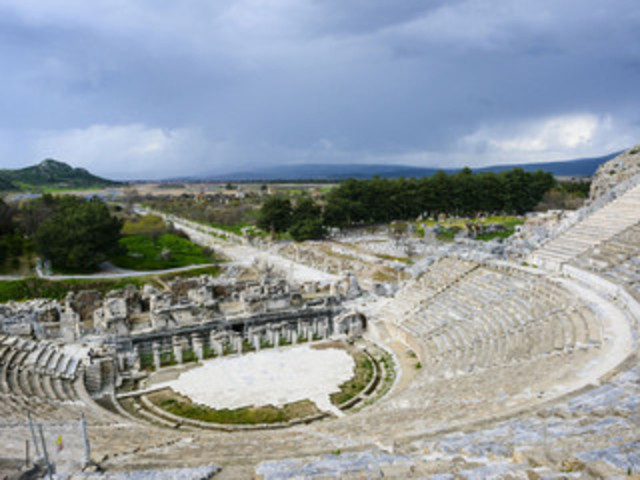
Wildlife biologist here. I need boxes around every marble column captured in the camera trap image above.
[192,333,204,361]
[172,335,183,364]
[152,341,161,370]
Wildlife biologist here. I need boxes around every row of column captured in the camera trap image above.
[141,317,332,370]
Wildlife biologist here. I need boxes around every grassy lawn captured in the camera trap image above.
[330,350,375,407]
[112,233,214,270]
[120,214,167,236]
[148,389,320,424]
[474,217,524,241]
[418,215,524,242]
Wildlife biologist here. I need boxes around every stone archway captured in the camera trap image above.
[333,310,366,338]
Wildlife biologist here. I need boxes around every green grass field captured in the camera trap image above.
[111,233,214,270]
[418,215,524,242]
[148,389,320,424]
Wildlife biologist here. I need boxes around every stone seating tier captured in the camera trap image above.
[529,182,640,268]
[391,265,603,382]
[572,221,640,301]
[0,336,118,424]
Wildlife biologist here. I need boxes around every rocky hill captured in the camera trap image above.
[589,144,640,200]
[0,159,119,191]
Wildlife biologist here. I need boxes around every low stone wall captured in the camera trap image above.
[337,348,381,410]
[563,264,640,329]
[384,321,426,363]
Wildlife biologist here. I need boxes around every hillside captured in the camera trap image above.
[0,159,119,191]
[0,176,17,191]
[589,144,640,200]
[200,151,620,181]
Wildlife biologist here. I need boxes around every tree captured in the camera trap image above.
[257,196,292,233]
[34,196,122,272]
[290,218,325,241]
[290,197,324,241]
[0,198,14,235]
[0,198,13,264]
[17,194,57,236]
[291,197,320,225]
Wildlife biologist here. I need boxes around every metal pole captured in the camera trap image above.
[37,424,53,480]
[28,412,42,460]
[81,413,91,468]
[25,440,29,468]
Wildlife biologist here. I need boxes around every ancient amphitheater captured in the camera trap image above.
[2,147,640,479]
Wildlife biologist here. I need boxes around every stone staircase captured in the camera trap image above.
[572,222,640,302]
[528,182,640,270]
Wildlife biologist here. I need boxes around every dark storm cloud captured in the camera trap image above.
[0,0,639,179]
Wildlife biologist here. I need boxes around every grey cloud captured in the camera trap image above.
[0,0,639,178]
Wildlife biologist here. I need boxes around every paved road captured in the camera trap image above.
[165,214,341,284]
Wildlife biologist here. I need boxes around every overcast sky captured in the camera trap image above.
[0,0,639,179]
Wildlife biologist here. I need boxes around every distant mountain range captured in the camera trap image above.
[0,151,623,191]
[0,159,120,191]
[201,151,621,181]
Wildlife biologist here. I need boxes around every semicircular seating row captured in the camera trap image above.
[0,335,118,424]
[384,258,603,380]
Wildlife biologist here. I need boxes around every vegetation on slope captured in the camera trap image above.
[0,159,119,191]
[535,179,591,211]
